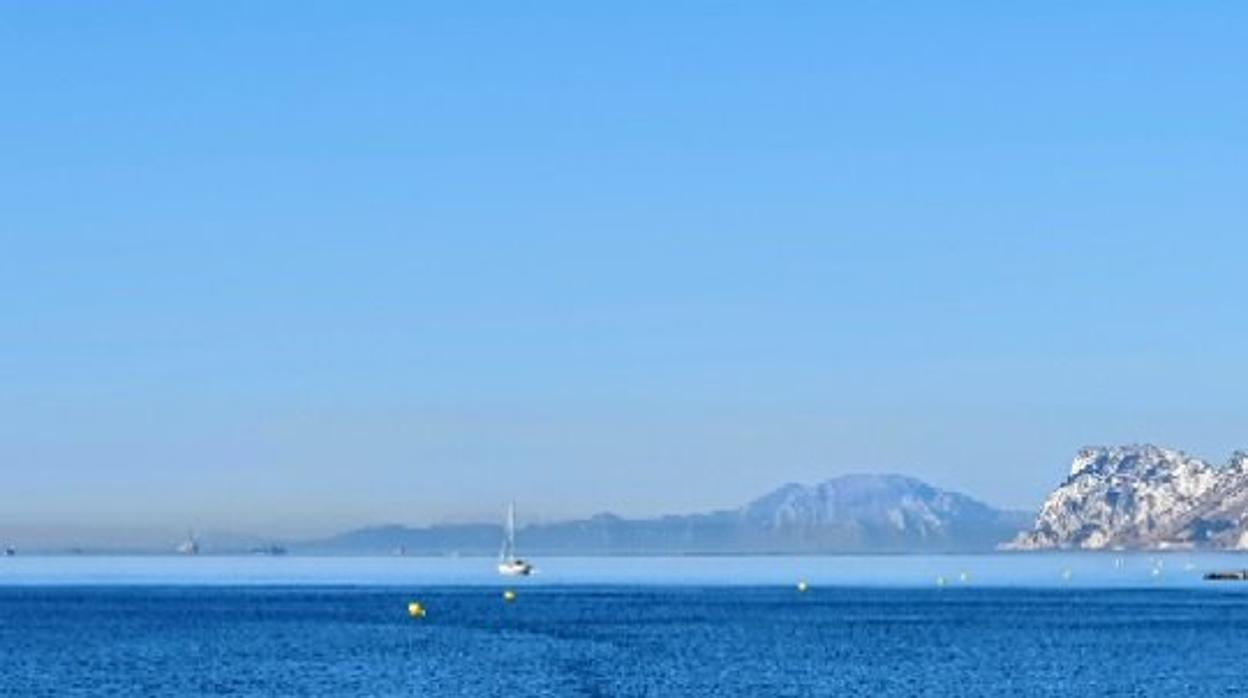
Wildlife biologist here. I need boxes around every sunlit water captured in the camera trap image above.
[4,555,1248,696]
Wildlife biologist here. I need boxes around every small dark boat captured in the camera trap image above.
[1203,570,1248,581]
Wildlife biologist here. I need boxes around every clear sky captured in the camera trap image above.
[3,2,1246,545]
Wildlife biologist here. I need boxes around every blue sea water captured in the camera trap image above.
[4,556,1248,696]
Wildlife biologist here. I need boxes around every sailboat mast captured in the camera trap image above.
[501,502,516,562]
[508,501,516,544]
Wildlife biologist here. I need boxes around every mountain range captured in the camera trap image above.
[297,474,1031,555]
[26,444,1242,555]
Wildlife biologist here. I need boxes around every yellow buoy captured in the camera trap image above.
[502,589,517,603]
[407,601,426,619]
[796,580,809,593]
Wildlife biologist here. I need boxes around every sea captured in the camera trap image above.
[3,554,1248,696]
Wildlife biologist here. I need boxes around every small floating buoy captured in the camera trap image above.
[1061,569,1073,581]
[936,575,947,587]
[796,580,809,593]
[958,571,970,584]
[502,589,517,603]
[407,602,426,619]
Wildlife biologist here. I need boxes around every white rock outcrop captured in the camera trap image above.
[1009,445,1248,550]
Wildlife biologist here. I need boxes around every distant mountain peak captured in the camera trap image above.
[741,473,1015,547]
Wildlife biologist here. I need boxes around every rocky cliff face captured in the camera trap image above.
[1009,445,1248,550]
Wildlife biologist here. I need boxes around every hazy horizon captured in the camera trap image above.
[4,3,1247,545]
[1,446,1238,550]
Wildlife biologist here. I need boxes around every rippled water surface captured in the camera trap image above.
[4,584,1248,696]
[4,556,1248,695]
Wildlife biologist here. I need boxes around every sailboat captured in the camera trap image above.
[176,530,200,555]
[497,502,534,576]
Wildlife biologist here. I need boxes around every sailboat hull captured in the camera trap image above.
[497,560,534,576]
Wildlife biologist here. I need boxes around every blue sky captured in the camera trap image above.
[3,2,1246,543]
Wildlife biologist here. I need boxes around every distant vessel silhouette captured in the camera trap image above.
[1204,570,1248,581]
[176,530,200,555]
[497,502,534,576]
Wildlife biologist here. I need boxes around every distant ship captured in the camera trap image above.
[497,502,534,576]
[3,546,15,557]
[176,530,200,555]
[250,545,287,556]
